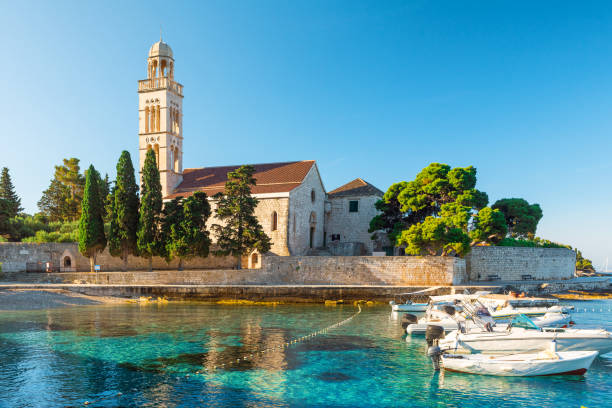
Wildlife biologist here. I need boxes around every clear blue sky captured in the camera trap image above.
[1,1,611,268]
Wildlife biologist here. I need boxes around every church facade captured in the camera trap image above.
[137,40,382,264]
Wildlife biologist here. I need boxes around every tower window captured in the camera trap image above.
[271,211,278,231]
[349,200,359,213]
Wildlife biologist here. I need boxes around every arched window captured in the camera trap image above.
[63,256,71,267]
[174,147,180,172]
[271,211,278,231]
[311,189,316,203]
[161,59,167,77]
[153,144,160,168]
[156,105,160,132]
[150,106,156,132]
[169,148,174,172]
[144,107,150,133]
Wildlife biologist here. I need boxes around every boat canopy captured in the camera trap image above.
[510,314,540,330]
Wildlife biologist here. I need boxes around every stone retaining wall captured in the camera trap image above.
[0,242,236,273]
[465,247,576,281]
[262,255,467,285]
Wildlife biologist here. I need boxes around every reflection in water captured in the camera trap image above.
[0,302,610,407]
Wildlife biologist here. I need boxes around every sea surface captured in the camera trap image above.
[0,299,610,407]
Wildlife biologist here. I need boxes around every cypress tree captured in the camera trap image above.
[163,192,211,270]
[137,149,163,271]
[108,151,139,271]
[0,167,22,218]
[212,165,271,269]
[78,165,106,272]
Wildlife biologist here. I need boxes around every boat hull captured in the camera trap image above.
[442,351,598,377]
[440,329,612,355]
[391,303,428,312]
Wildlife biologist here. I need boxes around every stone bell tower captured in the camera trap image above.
[138,38,184,198]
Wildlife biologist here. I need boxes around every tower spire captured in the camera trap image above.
[160,25,163,42]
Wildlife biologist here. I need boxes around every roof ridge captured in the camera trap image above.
[183,160,315,172]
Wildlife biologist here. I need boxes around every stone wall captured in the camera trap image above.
[325,194,381,254]
[0,242,236,273]
[263,255,467,285]
[465,246,576,281]
[288,165,326,255]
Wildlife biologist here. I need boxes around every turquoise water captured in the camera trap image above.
[0,300,611,407]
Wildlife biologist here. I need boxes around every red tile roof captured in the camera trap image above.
[166,160,316,199]
[328,178,383,198]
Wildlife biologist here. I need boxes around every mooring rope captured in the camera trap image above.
[83,304,363,406]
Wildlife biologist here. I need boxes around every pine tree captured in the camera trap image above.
[137,149,163,271]
[0,167,22,217]
[212,165,271,269]
[108,151,139,271]
[38,158,85,221]
[78,165,107,272]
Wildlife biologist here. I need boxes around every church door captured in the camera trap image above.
[309,227,315,249]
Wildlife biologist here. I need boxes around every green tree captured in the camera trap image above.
[470,207,508,244]
[99,173,112,222]
[38,158,85,221]
[0,167,22,217]
[492,198,543,239]
[0,199,11,238]
[162,192,212,269]
[108,151,139,271]
[212,165,271,269]
[575,250,595,272]
[78,165,106,271]
[376,163,490,256]
[137,149,163,271]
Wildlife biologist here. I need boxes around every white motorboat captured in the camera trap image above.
[440,325,612,355]
[442,350,598,377]
[407,311,570,334]
[488,305,573,320]
[390,300,429,312]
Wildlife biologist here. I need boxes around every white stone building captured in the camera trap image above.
[137,40,383,263]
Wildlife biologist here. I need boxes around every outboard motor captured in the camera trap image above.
[425,325,445,371]
[442,305,456,316]
[401,313,418,329]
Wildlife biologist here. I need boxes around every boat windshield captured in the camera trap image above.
[510,313,539,330]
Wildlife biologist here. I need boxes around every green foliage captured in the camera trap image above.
[38,158,85,221]
[212,165,271,267]
[137,149,163,261]
[375,163,489,257]
[99,173,113,222]
[0,167,22,217]
[0,199,11,238]
[492,198,543,239]
[162,192,212,264]
[108,151,139,262]
[576,250,595,272]
[398,216,471,256]
[78,165,106,269]
[470,207,508,244]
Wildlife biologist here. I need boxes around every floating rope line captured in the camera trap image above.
[194,304,363,374]
[82,305,363,406]
[571,308,612,313]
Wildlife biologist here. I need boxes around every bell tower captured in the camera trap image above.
[138,38,184,198]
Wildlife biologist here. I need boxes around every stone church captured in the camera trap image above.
[137,40,383,265]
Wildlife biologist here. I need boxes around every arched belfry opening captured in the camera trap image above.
[309,212,317,249]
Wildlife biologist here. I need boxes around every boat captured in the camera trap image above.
[389,288,442,312]
[390,299,429,312]
[442,349,598,376]
[439,314,612,355]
